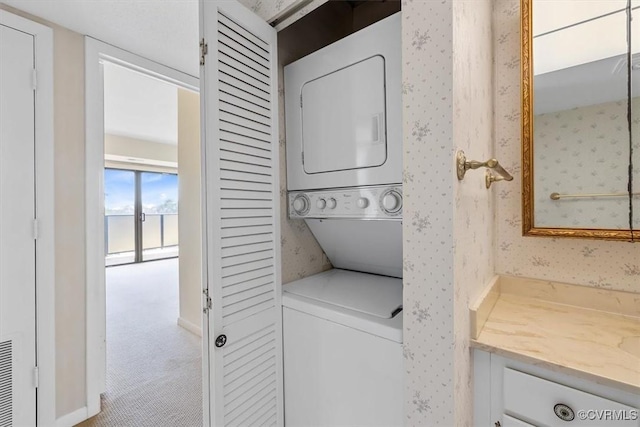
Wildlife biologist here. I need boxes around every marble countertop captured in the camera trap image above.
[470,275,640,394]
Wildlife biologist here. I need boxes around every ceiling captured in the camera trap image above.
[103,62,178,145]
[533,2,640,114]
[534,54,639,115]
[534,2,639,75]
[3,0,200,76]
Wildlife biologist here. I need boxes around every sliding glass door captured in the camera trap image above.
[104,168,179,266]
[104,169,136,265]
[141,172,179,261]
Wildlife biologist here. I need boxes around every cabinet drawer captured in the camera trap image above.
[503,415,536,427]
[504,368,639,426]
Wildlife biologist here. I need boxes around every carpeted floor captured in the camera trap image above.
[78,258,203,427]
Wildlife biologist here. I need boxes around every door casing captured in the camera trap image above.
[84,38,199,419]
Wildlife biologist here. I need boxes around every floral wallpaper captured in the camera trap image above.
[402,0,455,424]
[403,0,496,424]
[494,0,640,292]
[535,99,640,229]
[452,0,495,425]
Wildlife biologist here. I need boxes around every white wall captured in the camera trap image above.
[105,133,177,164]
[52,21,87,420]
[177,89,202,334]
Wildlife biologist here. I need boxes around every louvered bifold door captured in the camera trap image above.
[200,2,283,426]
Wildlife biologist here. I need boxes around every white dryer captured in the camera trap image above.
[282,269,403,427]
[284,12,401,191]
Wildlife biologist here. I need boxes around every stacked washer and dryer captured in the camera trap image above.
[282,13,403,426]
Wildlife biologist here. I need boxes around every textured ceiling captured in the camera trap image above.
[3,0,200,76]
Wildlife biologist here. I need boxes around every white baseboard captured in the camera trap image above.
[178,317,202,337]
[56,406,88,427]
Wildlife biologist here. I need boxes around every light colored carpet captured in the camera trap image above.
[78,258,203,427]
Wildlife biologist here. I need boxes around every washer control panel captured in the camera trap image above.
[288,185,402,219]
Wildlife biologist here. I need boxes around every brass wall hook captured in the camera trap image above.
[486,170,508,189]
[456,150,514,188]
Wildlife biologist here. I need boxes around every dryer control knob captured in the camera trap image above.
[327,198,337,209]
[292,195,309,214]
[357,197,369,209]
[382,191,402,213]
[316,198,327,209]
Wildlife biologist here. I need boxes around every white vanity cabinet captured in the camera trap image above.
[474,351,640,427]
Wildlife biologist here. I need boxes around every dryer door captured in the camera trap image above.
[302,55,387,174]
[285,13,402,191]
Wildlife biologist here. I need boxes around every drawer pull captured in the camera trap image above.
[554,403,575,421]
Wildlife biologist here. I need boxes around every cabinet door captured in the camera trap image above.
[200,2,283,426]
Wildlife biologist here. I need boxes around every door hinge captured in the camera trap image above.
[200,38,208,66]
[203,288,212,314]
[32,218,39,240]
[33,367,39,388]
[31,68,37,90]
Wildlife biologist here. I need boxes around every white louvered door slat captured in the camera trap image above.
[200,2,282,426]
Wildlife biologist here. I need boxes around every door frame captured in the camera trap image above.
[84,37,199,418]
[0,9,55,426]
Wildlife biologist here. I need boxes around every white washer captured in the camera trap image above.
[282,269,403,427]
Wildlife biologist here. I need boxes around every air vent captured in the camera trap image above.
[0,341,12,427]
[613,53,640,74]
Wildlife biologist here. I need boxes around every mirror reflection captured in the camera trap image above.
[531,0,639,231]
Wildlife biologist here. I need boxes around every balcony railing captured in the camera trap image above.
[105,213,178,255]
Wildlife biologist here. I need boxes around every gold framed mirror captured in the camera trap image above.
[521,0,639,241]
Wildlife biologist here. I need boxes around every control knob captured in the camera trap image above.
[292,195,310,215]
[326,198,337,209]
[316,198,327,209]
[381,190,402,214]
[357,197,369,209]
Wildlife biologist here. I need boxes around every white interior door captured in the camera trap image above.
[200,2,283,426]
[0,23,37,427]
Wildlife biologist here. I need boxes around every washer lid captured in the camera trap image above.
[283,269,402,319]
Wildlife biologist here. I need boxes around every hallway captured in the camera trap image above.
[79,259,202,427]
